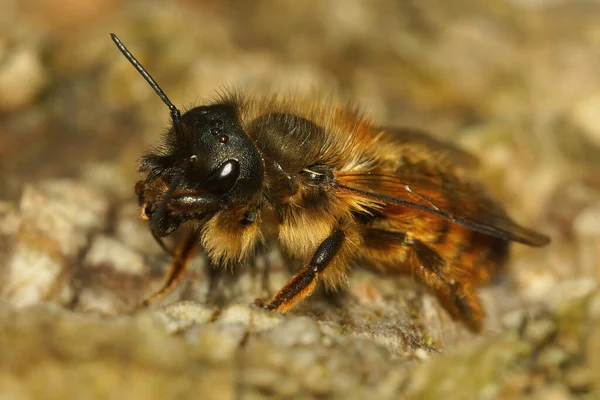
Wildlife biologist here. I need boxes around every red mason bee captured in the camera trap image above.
[111,34,549,331]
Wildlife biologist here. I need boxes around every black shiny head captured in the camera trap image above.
[138,103,264,202]
[111,34,264,251]
[167,104,264,199]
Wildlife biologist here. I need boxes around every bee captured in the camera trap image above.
[111,34,550,331]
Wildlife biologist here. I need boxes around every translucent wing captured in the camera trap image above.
[335,170,550,247]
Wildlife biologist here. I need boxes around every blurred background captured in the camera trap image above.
[1,0,600,398]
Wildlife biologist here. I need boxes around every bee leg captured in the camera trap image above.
[441,282,484,332]
[141,230,200,306]
[362,229,484,331]
[256,229,346,312]
[419,265,484,331]
[403,240,484,331]
[248,244,273,296]
[253,250,273,296]
[205,260,226,306]
[260,254,272,294]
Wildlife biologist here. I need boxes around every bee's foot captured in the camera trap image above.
[252,298,272,310]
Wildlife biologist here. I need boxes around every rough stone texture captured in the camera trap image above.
[0,303,235,400]
[2,181,109,308]
[1,0,600,399]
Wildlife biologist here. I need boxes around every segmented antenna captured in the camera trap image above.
[111,33,182,256]
[110,33,182,133]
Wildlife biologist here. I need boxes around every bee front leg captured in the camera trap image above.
[168,192,224,213]
[142,229,200,306]
[256,229,346,312]
[141,192,223,307]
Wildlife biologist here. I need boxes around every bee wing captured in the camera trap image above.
[380,126,479,169]
[335,171,550,247]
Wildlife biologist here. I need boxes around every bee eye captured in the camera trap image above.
[204,159,240,195]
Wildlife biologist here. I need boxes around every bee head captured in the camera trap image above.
[141,103,264,202]
[111,34,263,251]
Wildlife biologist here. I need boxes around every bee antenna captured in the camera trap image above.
[110,33,183,134]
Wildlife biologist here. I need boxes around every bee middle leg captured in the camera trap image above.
[256,229,347,312]
[248,241,275,296]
